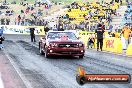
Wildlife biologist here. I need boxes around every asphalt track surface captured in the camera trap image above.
[1,34,132,88]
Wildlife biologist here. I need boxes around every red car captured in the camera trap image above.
[39,31,85,58]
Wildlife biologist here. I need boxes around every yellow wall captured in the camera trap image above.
[78,31,122,54]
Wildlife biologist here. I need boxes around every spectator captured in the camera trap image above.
[95,24,105,51]
[21,15,25,25]
[109,24,113,32]
[45,4,49,15]
[21,10,24,13]
[29,27,36,42]
[87,35,95,49]
[17,15,21,25]
[121,23,131,48]
[38,1,41,7]
[0,35,4,49]
[0,26,4,36]
[6,18,10,25]
[25,8,29,14]
[1,18,5,25]
[31,6,34,11]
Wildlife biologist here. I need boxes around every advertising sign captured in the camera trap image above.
[0,25,45,35]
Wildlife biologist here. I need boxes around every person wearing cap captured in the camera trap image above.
[95,24,105,51]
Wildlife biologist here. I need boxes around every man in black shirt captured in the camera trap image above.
[30,27,36,42]
[95,24,105,51]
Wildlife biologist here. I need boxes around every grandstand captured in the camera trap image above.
[124,3,132,25]
[0,0,131,32]
[0,0,35,4]
[62,1,121,31]
[58,0,131,32]
[110,1,132,32]
[50,0,127,5]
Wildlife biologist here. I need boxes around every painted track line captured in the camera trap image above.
[3,49,33,88]
[0,73,4,88]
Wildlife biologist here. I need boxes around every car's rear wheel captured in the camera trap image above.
[79,55,84,59]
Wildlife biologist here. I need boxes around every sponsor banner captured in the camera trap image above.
[0,25,45,35]
[94,37,122,53]
[76,74,131,85]
[76,67,131,85]
[104,38,122,53]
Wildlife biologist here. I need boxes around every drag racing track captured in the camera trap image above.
[2,34,132,88]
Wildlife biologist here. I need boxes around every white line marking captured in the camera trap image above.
[0,73,4,88]
[3,49,33,88]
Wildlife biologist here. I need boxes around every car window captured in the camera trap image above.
[47,33,59,39]
[47,32,77,40]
